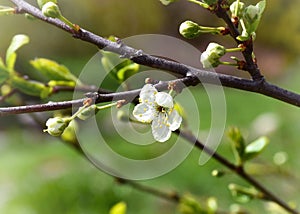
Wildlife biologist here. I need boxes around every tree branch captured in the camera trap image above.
[177,129,299,214]
[8,0,300,108]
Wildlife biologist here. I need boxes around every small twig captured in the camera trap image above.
[116,178,180,203]
[176,129,299,214]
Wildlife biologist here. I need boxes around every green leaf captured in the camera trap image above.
[240,0,266,41]
[0,58,9,85]
[227,127,245,165]
[0,6,15,16]
[10,76,50,98]
[243,136,269,161]
[6,34,30,71]
[101,51,140,82]
[30,58,81,84]
[228,183,261,203]
[109,201,127,214]
[116,62,139,81]
[48,80,76,87]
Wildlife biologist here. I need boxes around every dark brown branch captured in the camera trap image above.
[9,0,300,107]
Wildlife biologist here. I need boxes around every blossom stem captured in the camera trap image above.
[187,0,209,9]
[95,102,118,110]
[58,15,78,31]
[219,61,238,66]
[226,47,244,53]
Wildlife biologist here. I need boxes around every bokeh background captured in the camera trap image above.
[1,0,300,213]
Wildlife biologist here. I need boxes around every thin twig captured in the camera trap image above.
[177,130,299,214]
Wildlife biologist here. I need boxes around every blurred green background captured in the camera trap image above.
[1,0,300,213]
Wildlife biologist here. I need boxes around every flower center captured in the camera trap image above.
[157,105,166,113]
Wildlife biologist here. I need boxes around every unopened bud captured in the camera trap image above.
[179,21,201,39]
[44,117,70,136]
[42,2,61,18]
[77,105,98,120]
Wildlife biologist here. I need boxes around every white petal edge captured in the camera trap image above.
[155,92,173,108]
[133,103,155,123]
[167,109,182,131]
[140,84,157,104]
[151,113,171,142]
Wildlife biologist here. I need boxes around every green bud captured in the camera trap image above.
[37,0,57,9]
[179,21,201,39]
[200,43,226,68]
[77,105,98,120]
[200,51,220,69]
[44,117,70,136]
[206,42,226,57]
[230,0,245,17]
[42,2,61,18]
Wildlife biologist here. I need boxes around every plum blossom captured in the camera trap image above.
[133,84,182,142]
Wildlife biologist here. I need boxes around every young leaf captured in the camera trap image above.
[228,183,262,203]
[227,127,245,165]
[30,58,81,84]
[243,136,269,161]
[238,0,266,41]
[10,75,50,98]
[109,201,127,214]
[101,51,140,82]
[6,34,30,71]
[116,62,139,82]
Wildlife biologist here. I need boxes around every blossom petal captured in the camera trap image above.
[167,109,182,131]
[151,113,171,142]
[155,92,173,108]
[133,103,155,123]
[140,84,157,104]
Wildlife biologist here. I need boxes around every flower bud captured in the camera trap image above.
[44,117,70,136]
[206,42,226,57]
[37,0,57,9]
[42,2,61,18]
[200,51,220,69]
[77,105,98,120]
[179,21,201,39]
[200,43,226,68]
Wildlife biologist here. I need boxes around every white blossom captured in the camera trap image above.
[133,84,182,142]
